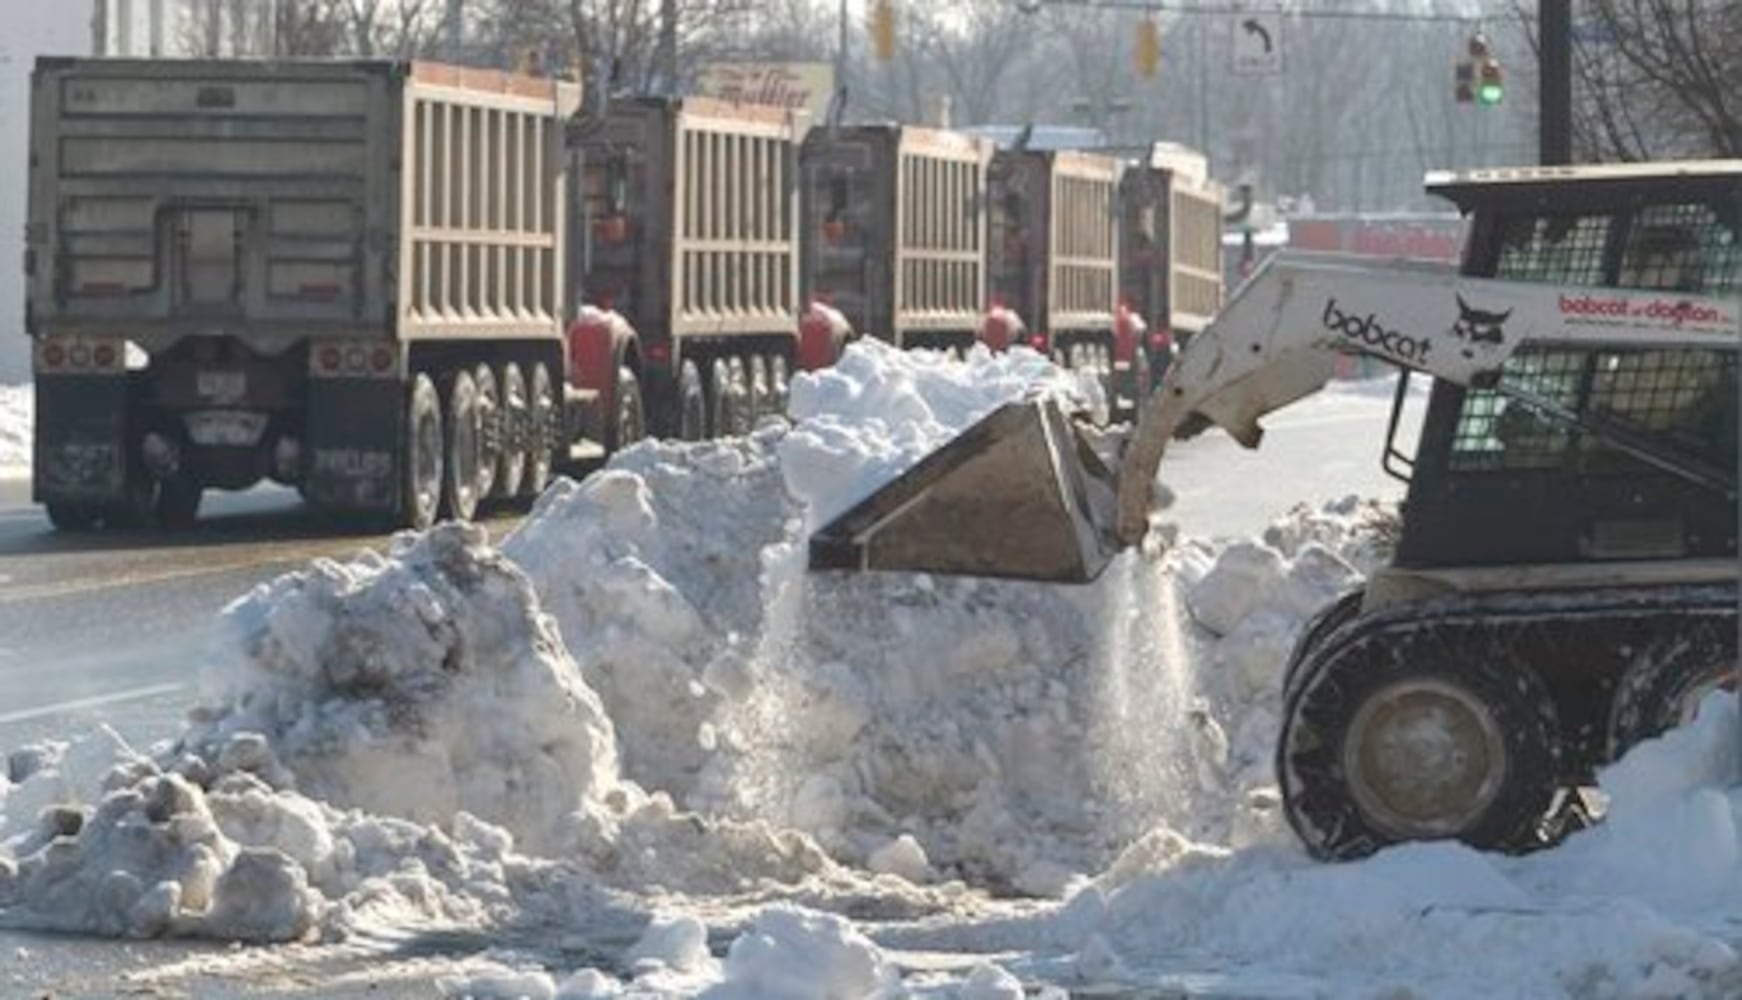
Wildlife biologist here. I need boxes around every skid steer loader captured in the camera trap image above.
[810,161,1742,860]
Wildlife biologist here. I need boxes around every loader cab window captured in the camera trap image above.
[1493,212,1612,285]
[1618,201,1742,294]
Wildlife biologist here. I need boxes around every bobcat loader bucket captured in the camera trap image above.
[807,398,1122,583]
[804,250,1587,585]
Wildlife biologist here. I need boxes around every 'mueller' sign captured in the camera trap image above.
[695,62,834,125]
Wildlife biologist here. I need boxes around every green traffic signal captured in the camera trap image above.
[1477,59,1503,105]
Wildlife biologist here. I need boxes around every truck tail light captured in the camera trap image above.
[36,336,125,374]
[311,340,398,379]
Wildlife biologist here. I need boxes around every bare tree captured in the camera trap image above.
[1515,0,1742,160]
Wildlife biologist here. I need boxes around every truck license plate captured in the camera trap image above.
[196,370,247,402]
[184,410,268,447]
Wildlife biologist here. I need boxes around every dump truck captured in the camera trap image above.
[797,123,995,356]
[810,160,1741,861]
[24,57,627,531]
[1115,142,1225,419]
[985,147,1123,392]
[570,95,805,442]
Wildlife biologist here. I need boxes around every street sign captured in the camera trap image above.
[1232,14,1282,76]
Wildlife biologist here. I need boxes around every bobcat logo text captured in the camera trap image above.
[1321,298,1434,362]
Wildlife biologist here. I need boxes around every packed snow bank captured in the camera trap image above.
[14,337,1742,1000]
[915,696,1742,1000]
[0,382,28,477]
[0,523,847,944]
[507,341,1248,892]
[189,524,621,856]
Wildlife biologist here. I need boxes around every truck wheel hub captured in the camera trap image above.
[1344,678,1506,838]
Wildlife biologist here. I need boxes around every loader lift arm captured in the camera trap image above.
[811,250,1741,582]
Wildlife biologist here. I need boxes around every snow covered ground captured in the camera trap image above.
[0,382,28,478]
[1,344,1741,999]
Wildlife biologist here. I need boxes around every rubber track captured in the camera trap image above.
[1277,582,1737,860]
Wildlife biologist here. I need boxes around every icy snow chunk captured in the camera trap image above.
[439,960,558,1000]
[194,523,620,855]
[626,913,713,974]
[0,383,30,476]
[555,969,623,998]
[699,906,901,1000]
[0,771,321,942]
[867,834,931,884]
[1185,541,1287,636]
[961,962,1024,1000]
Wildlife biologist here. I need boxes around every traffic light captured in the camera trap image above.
[1477,57,1504,105]
[1135,15,1161,78]
[1466,32,1502,106]
[871,0,896,62]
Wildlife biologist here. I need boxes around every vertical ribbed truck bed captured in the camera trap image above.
[986,147,1122,338]
[799,124,993,346]
[25,58,580,352]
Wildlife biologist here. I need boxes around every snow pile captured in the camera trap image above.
[187,523,621,856]
[944,697,1742,1000]
[505,341,1237,892]
[0,382,28,476]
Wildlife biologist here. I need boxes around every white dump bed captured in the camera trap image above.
[26,58,580,350]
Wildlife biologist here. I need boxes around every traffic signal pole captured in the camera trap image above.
[1539,0,1572,165]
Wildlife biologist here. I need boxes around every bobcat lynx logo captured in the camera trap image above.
[1452,295,1512,359]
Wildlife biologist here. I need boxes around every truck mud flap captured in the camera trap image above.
[303,378,404,512]
[33,376,128,504]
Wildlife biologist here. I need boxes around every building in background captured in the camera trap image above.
[0,0,97,383]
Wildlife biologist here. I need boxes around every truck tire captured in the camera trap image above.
[707,358,733,439]
[609,366,645,452]
[768,355,790,417]
[729,358,753,434]
[442,368,482,522]
[155,478,202,530]
[521,361,555,500]
[496,362,528,499]
[678,360,707,441]
[105,478,158,531]
[404,372,444,531]
[45,502,98,532]
[472,363,500,503]
[747,355,771,424]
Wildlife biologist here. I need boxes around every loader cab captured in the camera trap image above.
[1394,162,1742,569]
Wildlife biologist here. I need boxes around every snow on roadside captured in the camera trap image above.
[6,340,1742,999]
[0,382,29,477]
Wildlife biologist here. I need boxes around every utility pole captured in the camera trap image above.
[444,0,463,61]
[835,0,849,105]
[1196,14,1210,154]
[148,0,163,56]
[91,0,108,56]
[1538,0,1572,165]
[659,0,678,95]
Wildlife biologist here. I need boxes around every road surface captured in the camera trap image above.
[0,380,1423,995]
